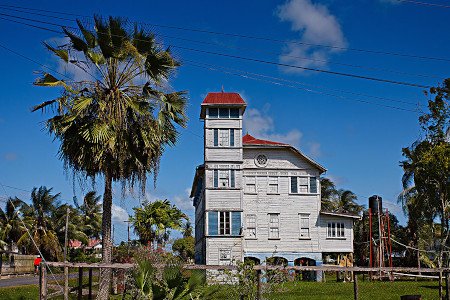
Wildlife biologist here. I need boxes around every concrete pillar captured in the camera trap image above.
[316,260,323,282]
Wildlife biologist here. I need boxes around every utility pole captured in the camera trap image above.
[123,220,131,253]
[63,206,70,300]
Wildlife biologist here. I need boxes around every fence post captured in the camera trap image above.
[256,269,262,300]
[39,263,47,300]
[445,271,449,300]
[353,271,359,300]
[64,264,69,300]
[88,268,93,300]
[78,267,83,300]
[440,271,444,300]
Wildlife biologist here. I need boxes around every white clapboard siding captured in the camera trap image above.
[244,148,319,174]
[205,119,242,129]
[206,237,243,265]
[205,148,243,162]
[318,217,354,253]
[205,189,242,210]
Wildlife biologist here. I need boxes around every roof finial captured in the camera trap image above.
[221,85,224,93]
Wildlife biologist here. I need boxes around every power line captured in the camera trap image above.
[395,0,450,9]
[184,59,423,107]
[0,3,449,63]
[0,17,424,112]
[186,61,419,112]
[0,13,432,89]
[0,6,442,80]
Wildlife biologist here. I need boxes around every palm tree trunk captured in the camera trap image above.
[97,172,113,300]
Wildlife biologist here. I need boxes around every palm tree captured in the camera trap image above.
[79,191,102,239]
[0,197,27,251]
[53,204,89,249]
[320,177,338,211]
[33,16,187,298]
[335,190,363,215]
[19,187,62,261]
[131,199,187,248]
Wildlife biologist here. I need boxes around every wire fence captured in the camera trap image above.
[38,262,450,300]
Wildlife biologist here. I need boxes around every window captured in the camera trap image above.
[299,214,310,238]
[246,214,257,239]
[230,108,239,118]
[290,176,318,194]
[327,222,345,238]
[245,176,256,193]
[219,211,231,235]
[268,177,278,194]
[209,108,219,118]
[214,170,235,188]
[208,108,240,119]
[208,211,241,236]
[213,129,236,147]
[268,213,280,239]
[219,249,232,265]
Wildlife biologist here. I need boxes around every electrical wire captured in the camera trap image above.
[0,3,449,62]
[0,6,442,80]
[395,0,450,9]
[0,12,432,89]
[186,61,420,112]
[184,59,423,107]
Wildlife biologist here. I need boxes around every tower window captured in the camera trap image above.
[209,108,219,118]
[208,107,240,119]
[230,108,239,118]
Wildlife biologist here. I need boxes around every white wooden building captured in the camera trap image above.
[190,92,359,274]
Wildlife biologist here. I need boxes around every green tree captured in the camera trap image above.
[19,187,62,261]
[131,199,187,248]
[53,204,89,249]
[399,79,450,297]
[0,197,27,251]
[320,177,338,211]
[33,16,187,298]
[79,191,102,239]
[172,236,195,262]
[335,189,363,215]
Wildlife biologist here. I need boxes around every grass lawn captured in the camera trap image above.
[270,280,439,300]
[0,278,440,299]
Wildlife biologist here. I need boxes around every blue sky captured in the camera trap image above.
[0,0,449,243]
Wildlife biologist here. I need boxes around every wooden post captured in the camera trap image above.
[256,269,262,300]
[440,271,443,300]
[445,271,449,300]
[64,207,70,300]
[88,268,93,300]
[78,267,83,300]
[39,263,47,300]
[353,271,359,300]
[0,252,3,277]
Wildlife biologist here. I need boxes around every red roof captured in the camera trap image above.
[202,92,246,105]
[242,134,287,146]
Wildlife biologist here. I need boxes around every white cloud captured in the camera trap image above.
[307,142,322,158]
[111,204,129,222]
[383,199,403,215]
[276,0,347,72]
[243,107,302,147]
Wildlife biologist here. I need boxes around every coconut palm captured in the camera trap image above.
[335,190,363,215]
[320,177,338,211]
[19,187,62,261]
[0,197,27,251]
[131,199,187,248]
[33,16,187,298]
[53,204,89,249]
[79,191,102,239]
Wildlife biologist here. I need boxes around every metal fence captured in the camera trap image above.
[40,262,449,300]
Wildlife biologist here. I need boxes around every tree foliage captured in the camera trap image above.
[33,16,187,298]
[131,199,187,248]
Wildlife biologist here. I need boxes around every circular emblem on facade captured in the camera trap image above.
[255,154,268,167]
